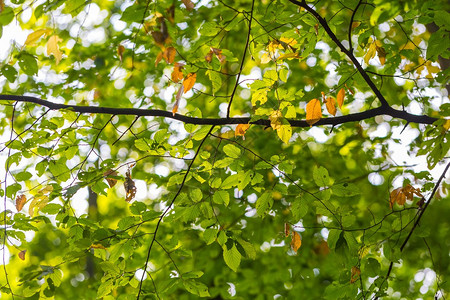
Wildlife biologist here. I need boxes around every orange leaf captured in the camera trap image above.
[18,250,26,261]
[205,51,213,63]
[350,266,361,283]
[171,63,184,83]
[291,231,302,253]
[235,124,250,138]
[90,244,107,249]
[337,88,345,109]
[181,0,194,11]
[183,73,196,93]
[16,194,26,211]
[306,98,322,126]
[325,97,337,116]
[389,184,422,209]
[163,46,176,64]
[117,44,125,62]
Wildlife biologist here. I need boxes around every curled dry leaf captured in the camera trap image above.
[350,266,361,283]
[16,194,26,211]
[235,124,250,138]
[104,169,118,188]
[305,98,322,126]
[18,250,27,261]
[124,170,136,202]
[291,231,302,253]
[389,184,423,209]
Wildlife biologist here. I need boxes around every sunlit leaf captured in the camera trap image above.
[171,63,184,83]
[325,96,336,116]
[25,28,52,46]
[235,124,250,138]
[306,98,322,126]
[337,88,345,109]
[47,35,63,65]
[183,73,196,93]
[18,250,26,261]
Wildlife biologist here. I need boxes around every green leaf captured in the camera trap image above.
[331,183,360,197]
[18,52,38,75]
[223,244,241,272]
[183,279,210,297]
[223,144,241,158]
[213,190,230,206]
[256,192,273,217]
[313,166,330,187]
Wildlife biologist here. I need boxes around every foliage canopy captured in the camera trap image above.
[0,0,449,299]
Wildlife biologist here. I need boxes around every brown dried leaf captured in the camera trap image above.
[104,170,118,188]
[124,170,136,202]
[117,45,125,62]
[18,250,26,261]
[173,85,184,115]
[155,51,163,66]
[181,0,194,11]
[350,266,361,283]
[284,223,290,238]
[205,51,213,63]
[16,194,26,211]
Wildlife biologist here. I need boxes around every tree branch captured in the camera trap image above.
[287,0,390,107]
[0,95,438,127]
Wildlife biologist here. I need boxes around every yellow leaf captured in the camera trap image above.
[163,46,176,64]
[443,119,450,131]
[364,42,377,64]
[252,88,269,106]
[277,124,292,144]
[291,231,302,253]
[171,63,184,82]
[47,35,63,65]
[117,44,125,62]
[306,98,322,126]
[337,88,345,109]
[18,250,26,261]
[90,244,107,249]
[25,29,52,46]
[277,52,301,61]
[268,40,282,54]
[279,37,298,47]
[183,73,196,93]
[16,194,26,211]
[235,124,250,138]
[350,266,361,283]
[269,110,283,130]
[181,0,194,11]
[325,97,337,116]
[28,185,53,217]
[260,52,272,64]
[351,22,361,29]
